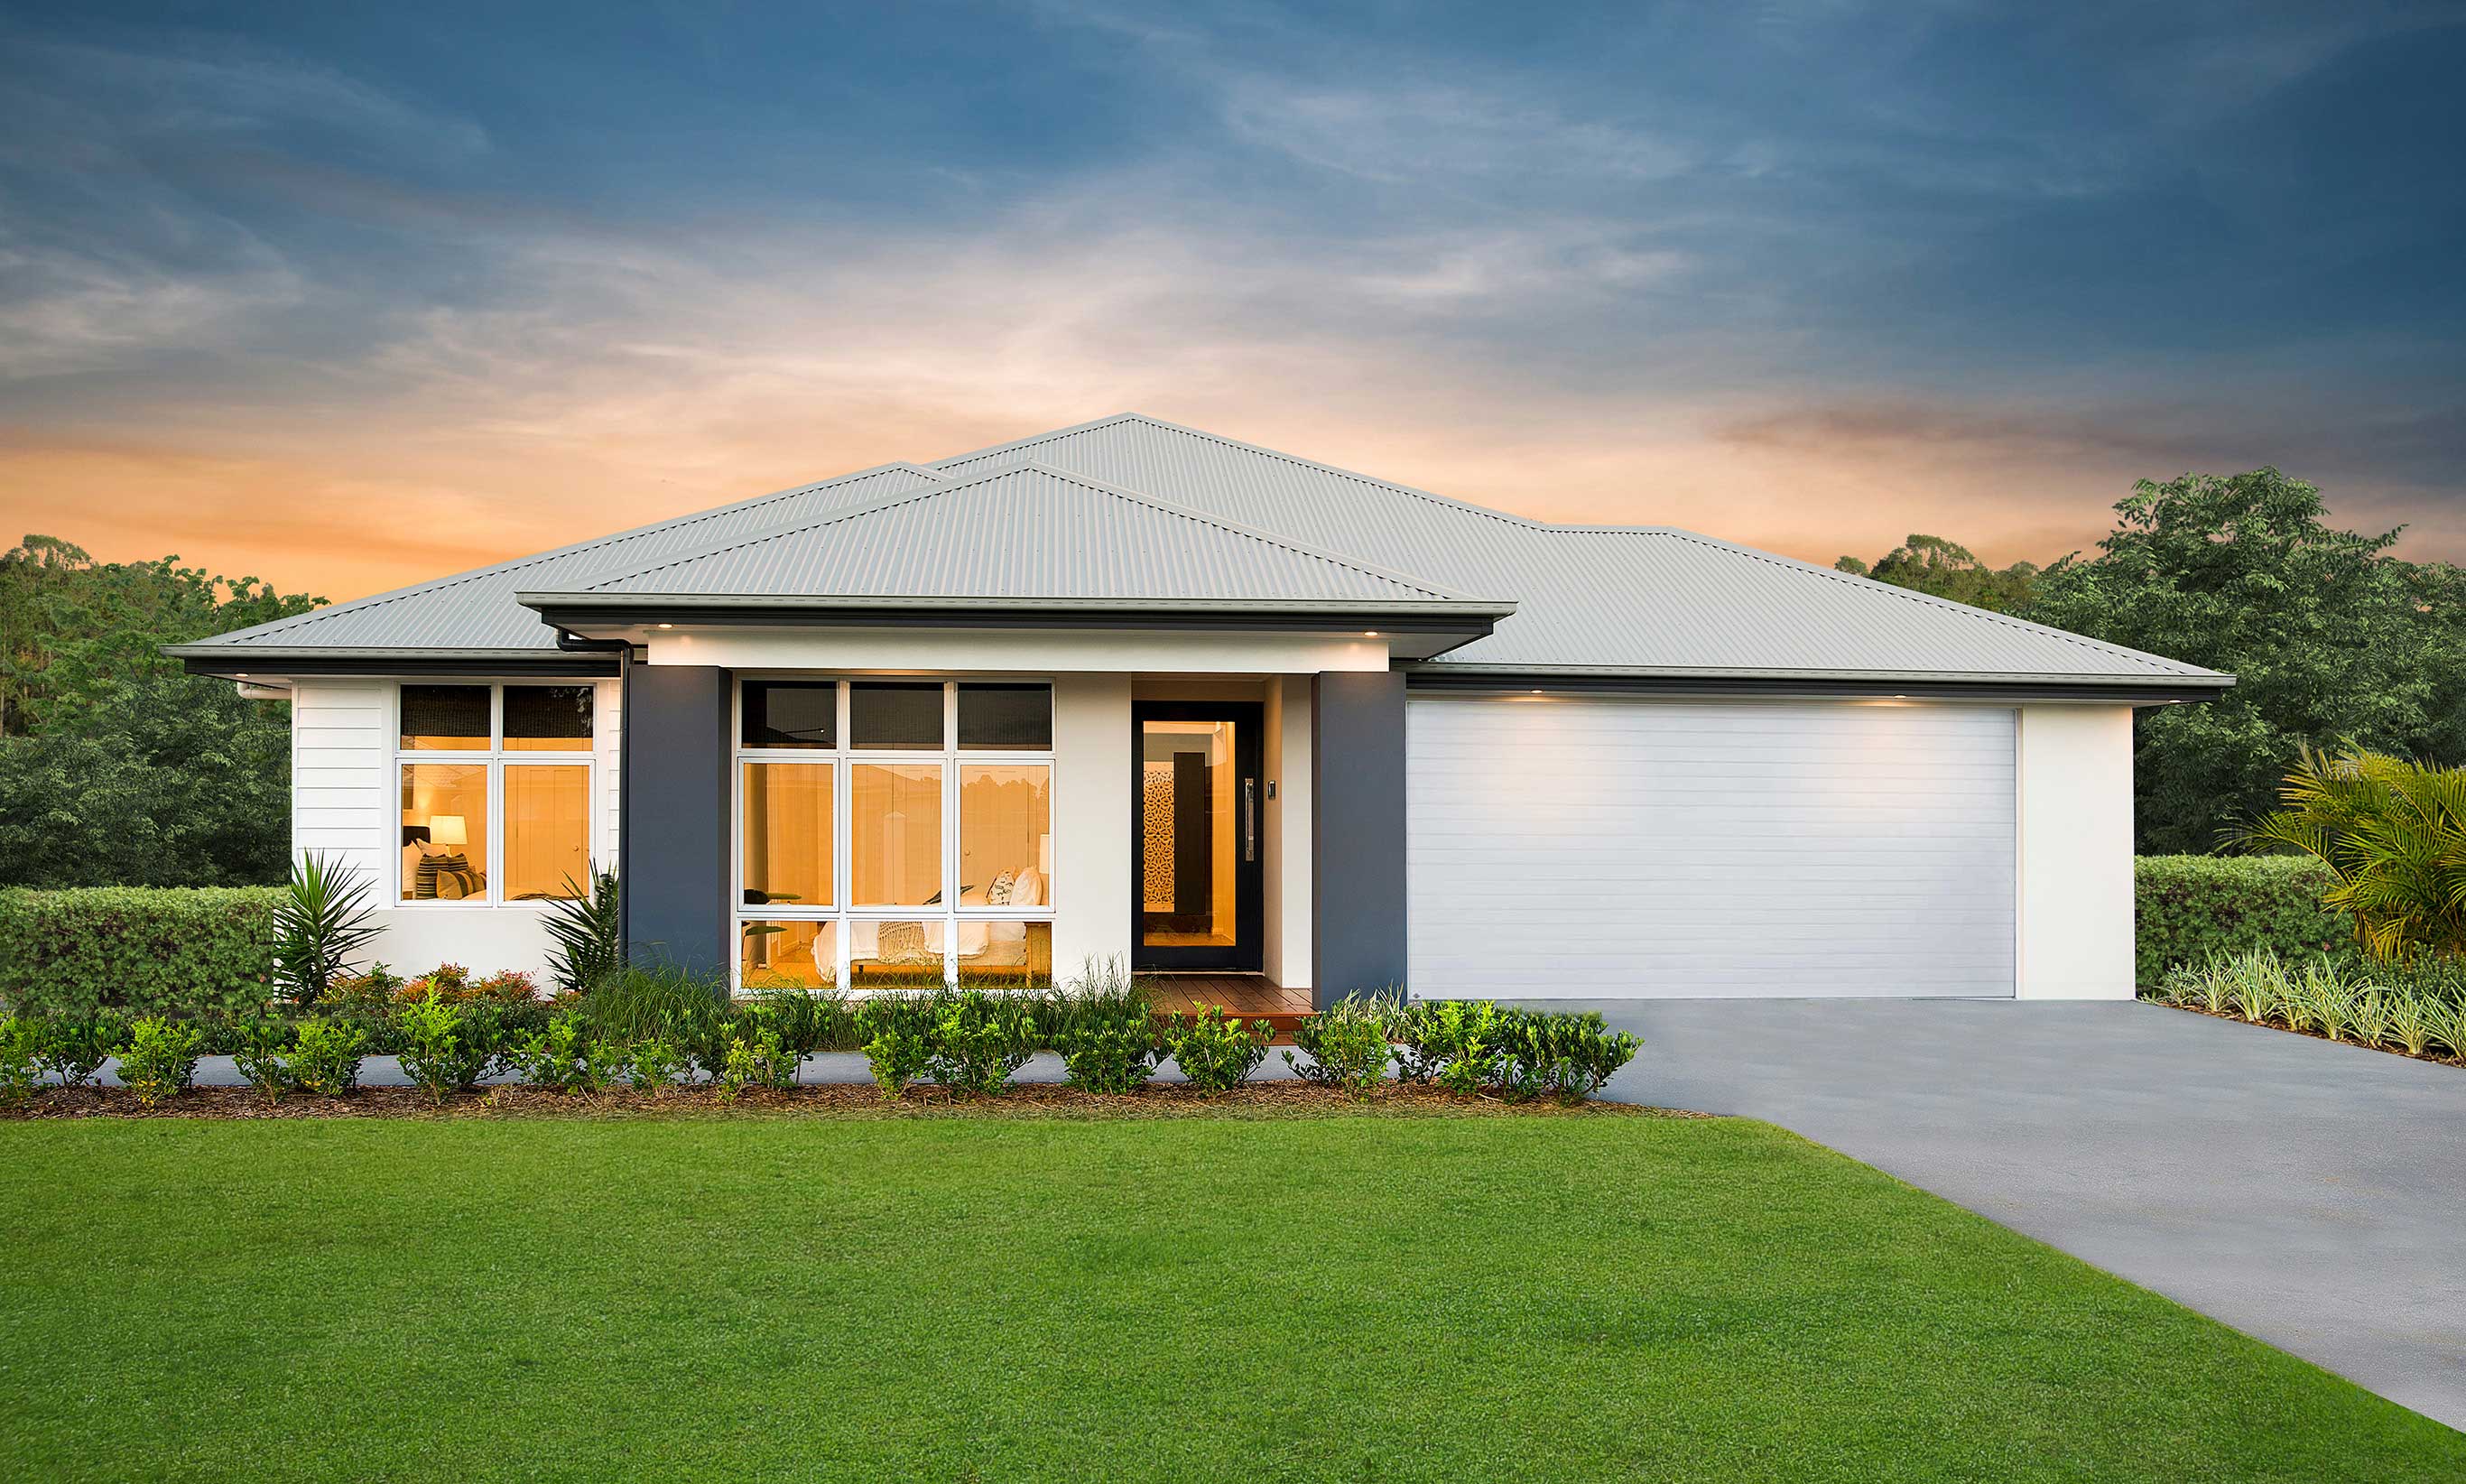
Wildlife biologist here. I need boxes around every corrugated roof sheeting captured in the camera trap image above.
[928,416,2215,678]
[572,465,1470,603]
[190,463,944,651]
[190,412,2224,685]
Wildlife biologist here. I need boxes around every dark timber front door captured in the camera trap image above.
[1133,702,1263,972]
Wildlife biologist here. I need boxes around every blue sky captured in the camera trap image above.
[3,1,2461,597]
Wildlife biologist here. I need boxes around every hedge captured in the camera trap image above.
[0,886,283,1017]
[2136,856,2347,983]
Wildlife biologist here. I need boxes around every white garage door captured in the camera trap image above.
[1406,698,2016,998]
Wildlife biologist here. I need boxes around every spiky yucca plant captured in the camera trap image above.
[273,852,383,1005]
[544,867,622,994]
[2241,744,2466,964]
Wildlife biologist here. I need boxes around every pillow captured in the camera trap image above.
[986,869,1016,906]
[414,851,472,901]
[1007,867,1042,908]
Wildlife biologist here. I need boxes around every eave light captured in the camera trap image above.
[1363,630,1379,637]
[656,622,674,629]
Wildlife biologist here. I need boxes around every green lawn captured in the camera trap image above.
[2,1114,2455,1481]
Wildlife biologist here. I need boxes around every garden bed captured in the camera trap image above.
[2147,999,2466,1070]
[0,1081,1705,1122]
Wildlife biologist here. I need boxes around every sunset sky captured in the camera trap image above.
[4,2,2461,602]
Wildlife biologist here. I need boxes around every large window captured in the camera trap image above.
[735,680,1053,990]
[397,684,597,904]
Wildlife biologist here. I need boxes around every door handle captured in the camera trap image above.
[1243,777,1256,863]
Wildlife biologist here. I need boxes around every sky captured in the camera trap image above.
[3,1,2462,602]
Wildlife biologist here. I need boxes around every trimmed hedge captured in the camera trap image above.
[2137,856,2346,984]
[0,886,283,1017]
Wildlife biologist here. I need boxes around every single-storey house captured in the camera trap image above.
[172,414,2230,1006]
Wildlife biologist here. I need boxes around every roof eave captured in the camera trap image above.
[1402,663,2235,705]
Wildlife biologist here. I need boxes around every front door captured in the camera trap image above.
[1133,702,1263,971]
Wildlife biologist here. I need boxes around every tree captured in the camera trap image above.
[2019,470,2466,854]
[0,536,325,886]
[2241,743,2466,963]
[1834,534,2053,614]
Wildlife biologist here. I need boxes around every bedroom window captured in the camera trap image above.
[735,679,1054,992]
[396,683,596,904]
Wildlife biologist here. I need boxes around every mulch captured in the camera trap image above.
[2,1081,1710,1123]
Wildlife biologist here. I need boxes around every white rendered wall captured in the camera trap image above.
[1052,673,1133,979]
[2015,704,2137,999]
[1262,674,1313,989]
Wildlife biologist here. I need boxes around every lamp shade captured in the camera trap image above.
[428,813,468,847]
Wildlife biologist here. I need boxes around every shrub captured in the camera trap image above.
[507,1014,588,1094]
[582,963,724,1047]
[1053,1002,1163,1094]
[1163,1005,1271,1093]
[286,1017,366,1096]
[400,964,472,1004]
[1494,1009,1640,1103]
[1390,999,1505,1094]
[2135,856,2345,983]
[36,1010,121,1089]
[544,867,622,993]
[397,993,487,1104]
[856,994,935,1099]
[740,981,848,1059]
[116,1016,203,1107]
[626,1036,685,1091]
[717,1021,795,1100]
[471,970,541,1006]
[0,886,283,1016]
[926,990,1038,1096]
[1284,995,1391,1096]
[273,852,382,1005]
[325,963,404,1010]
[2242,744,2466,963]
[0,1016,41,1100]
[231,1017,294,1103]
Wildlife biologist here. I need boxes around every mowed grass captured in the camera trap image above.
[2,1117,2456,1482]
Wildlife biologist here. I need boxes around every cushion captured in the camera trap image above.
[986,869,1016,906]
[1008,867,1042,908]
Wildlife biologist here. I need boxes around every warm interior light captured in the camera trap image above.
[427,813,468,847]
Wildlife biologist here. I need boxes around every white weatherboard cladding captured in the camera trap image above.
[1405,697,2017,998]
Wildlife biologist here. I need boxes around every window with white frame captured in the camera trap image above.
[396,683,597,904]
[736,679,1054,991]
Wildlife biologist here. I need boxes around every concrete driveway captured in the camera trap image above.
[1537,997,2466,1432]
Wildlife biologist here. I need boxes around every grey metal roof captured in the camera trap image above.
[525,462,1500,610]
[923,414,2228,685]
[181,412,2230,689]
[175,462,945,654]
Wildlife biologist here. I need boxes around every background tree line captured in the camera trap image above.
[3,466,2457,887]
[0,536,323,886]
[1836,468,2466,853]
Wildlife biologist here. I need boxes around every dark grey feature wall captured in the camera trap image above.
[1312,671,1408,1007]
[621,664,732,985]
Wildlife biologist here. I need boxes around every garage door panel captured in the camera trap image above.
[1405,698,2016,998]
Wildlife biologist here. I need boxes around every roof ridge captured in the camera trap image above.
[936,415,2216,680]
[194,461,946,646]
[936,413,1555,533]
[570,458,1489,604]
